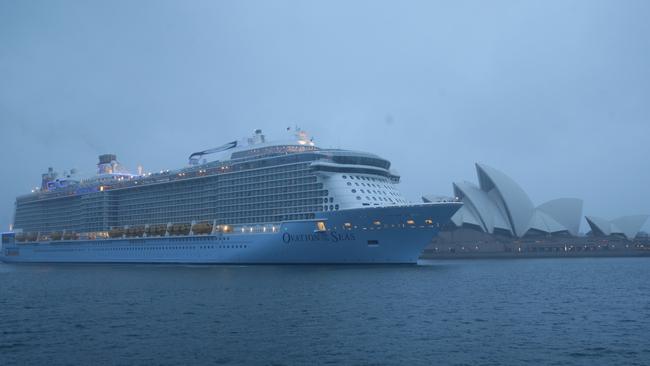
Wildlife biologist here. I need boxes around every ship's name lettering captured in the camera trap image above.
[282,231,356,243]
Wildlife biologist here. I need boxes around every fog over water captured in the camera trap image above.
[1,0,649,232]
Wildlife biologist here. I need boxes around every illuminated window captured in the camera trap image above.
[316,221,326,232]
[406,219,415,225]
[425,219,433,225]
[373,220,381,226]
[344,222,352,229]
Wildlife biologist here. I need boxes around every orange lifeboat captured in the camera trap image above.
[192,222,213,235]
[62,232,78,240]
[146,224,168,237]
[108,227,124,238]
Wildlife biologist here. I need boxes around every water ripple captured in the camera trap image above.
[1,258,650,365]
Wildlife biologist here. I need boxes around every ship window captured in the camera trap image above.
[406,219,415,225]
[373,220,381,226]
[329,205,334,210]
[347,182,352,186]
[335,204,339,210]
[356,196,361,200]
[351,189,356,193]
[329,197,333,203]
[316,221,326,232]
[344,222,352,228]
[342,175,347,179]
[425,219,433,225]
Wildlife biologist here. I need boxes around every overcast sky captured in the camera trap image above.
[1,0,649,233]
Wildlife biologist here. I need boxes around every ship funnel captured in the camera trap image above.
[98,154,118,175]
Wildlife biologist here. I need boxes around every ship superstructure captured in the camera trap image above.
[2,129,461,264]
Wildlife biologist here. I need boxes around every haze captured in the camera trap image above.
[1,0,648,233]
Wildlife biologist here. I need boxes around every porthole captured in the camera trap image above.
[351,189,357,193]
[342,175,347,179]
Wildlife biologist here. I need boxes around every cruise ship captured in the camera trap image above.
[1,129,461,264]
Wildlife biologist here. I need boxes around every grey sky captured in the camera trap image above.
[1,0,649,232]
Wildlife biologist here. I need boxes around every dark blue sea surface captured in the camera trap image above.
[1,258,650,365]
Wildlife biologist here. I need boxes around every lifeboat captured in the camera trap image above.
[108,228,124,238]
[125,226,145,237]
[169,223,191,236]
[62,232,78,240]
[51,232,63,241]
[15,233,26,242]
[146,224,167,237]
[26,232,38,242]
[192,222,213,235]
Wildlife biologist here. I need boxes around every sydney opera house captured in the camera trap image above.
[422,164,649,258]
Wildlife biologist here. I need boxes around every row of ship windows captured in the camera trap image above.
[98,245,248,251]
[117,205,321,219]
[118,193,328,211]
[356,196,405,204]
[35,245,248,253]
[117,213,318,226]
[350,188,400,197]
[341,175,390,183]
[346,181,396,191]
[128,236,230,243]
[117,200,327,214]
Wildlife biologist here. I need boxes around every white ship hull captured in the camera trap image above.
[2,204,461,264]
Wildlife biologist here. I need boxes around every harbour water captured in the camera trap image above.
[1,258,649,365]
